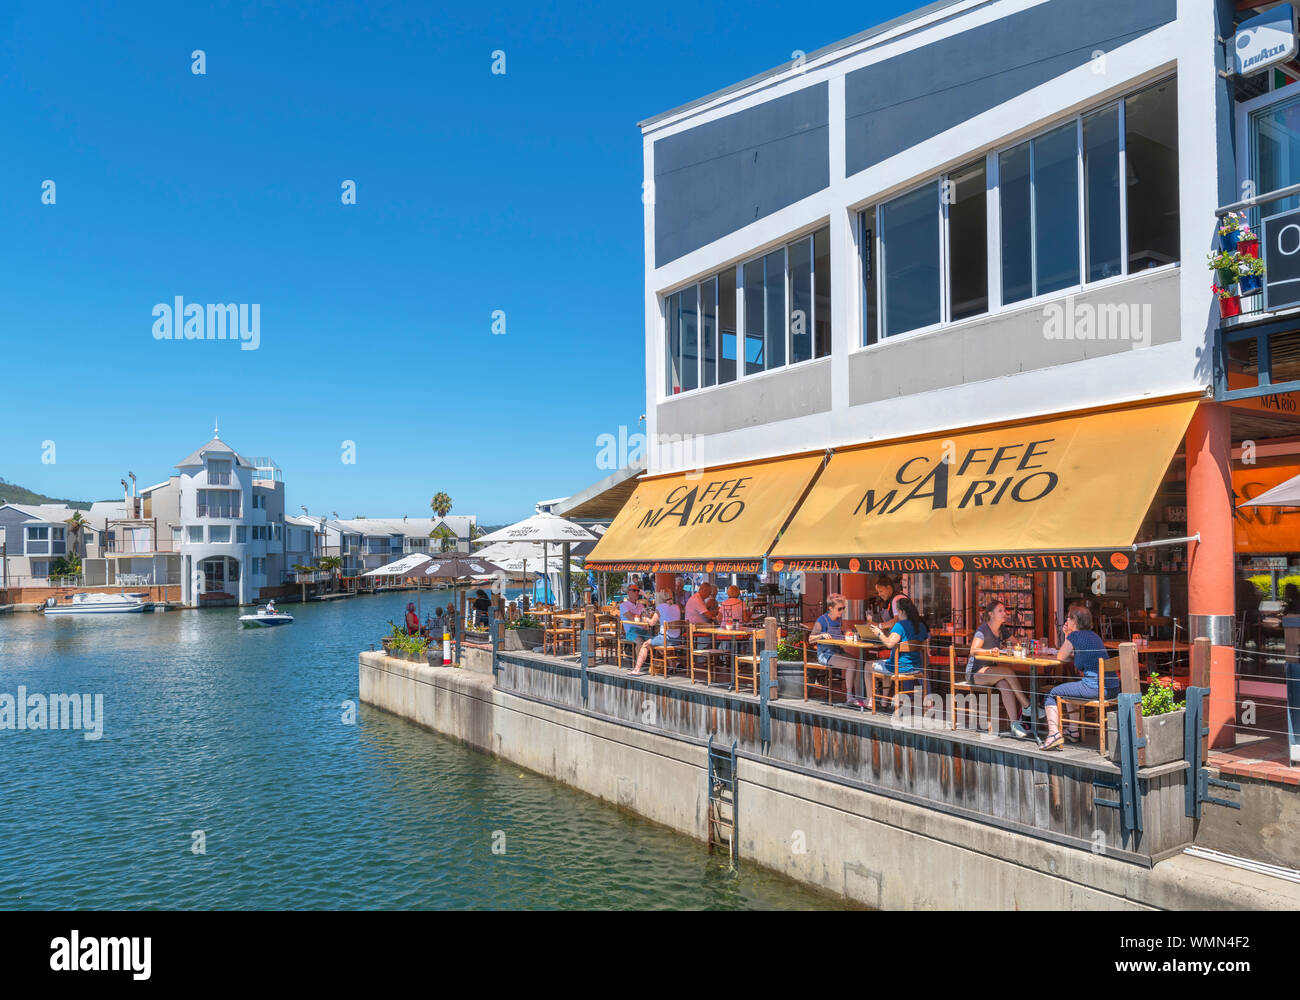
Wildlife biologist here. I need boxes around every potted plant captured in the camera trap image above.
[1107,672,1185,766]
[1235,252,1266,296]
[504,614,545,651]
[1218,211,1252,251]
[1206,249,1239,291]
[1213,283,1241,319]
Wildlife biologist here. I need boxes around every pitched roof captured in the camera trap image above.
[1,502,88,523]
[175,438,255,469]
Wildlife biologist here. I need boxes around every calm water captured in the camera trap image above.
[0,595,836,910]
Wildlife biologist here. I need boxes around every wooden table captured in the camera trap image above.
[811,635,885,708]
[972,651,1064,740]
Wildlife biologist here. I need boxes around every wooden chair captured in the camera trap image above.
[735,631,765,696]
[946,645,995,734]
[648,620,689,677]
[872,639,930,717]
[615,623,642,669]
[1054,655,1119,754]
[592,613,620,665]
[544,616,577,656]
[689,624,732,687]
[803,634,834,704]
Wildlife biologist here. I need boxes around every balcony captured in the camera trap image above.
[1214,185,1300,403]
[103,539,178,553]
[196,504,241,519]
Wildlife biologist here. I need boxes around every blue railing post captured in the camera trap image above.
[489,606,499,679]
[580,629,591,703]
[759,650,776,753]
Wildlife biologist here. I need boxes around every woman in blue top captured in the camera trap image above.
[1041,606,1117,750]
[810,593,865,707]
[867,596,929,697]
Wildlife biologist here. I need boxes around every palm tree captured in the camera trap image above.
[430,492,453,518]
[65,511,86,543]
[319,555,342,591]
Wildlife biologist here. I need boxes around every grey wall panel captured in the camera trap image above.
[849,269,1180,405]
[845,0,1177,176]
[657,358,832,438]
[654,83,829,267]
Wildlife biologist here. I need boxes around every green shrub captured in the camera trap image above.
[1248,573,1300,599]
[1141,672,1183,716]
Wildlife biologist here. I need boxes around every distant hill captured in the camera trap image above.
[0,477,95,509]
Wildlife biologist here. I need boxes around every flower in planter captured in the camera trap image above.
[1235,253,1266,278]
[1218,211,1250,239]
[1206,249,1238,272]
[1211,283,1237,301]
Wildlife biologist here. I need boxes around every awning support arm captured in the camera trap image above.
[1132,534,1200,550]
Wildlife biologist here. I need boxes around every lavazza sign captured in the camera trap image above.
[1233,5,1297,77]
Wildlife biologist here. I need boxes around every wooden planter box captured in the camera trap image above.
[1107,708,1186,766]
[504,627,544,651]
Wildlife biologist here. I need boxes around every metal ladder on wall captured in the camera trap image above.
[706,735,738,869]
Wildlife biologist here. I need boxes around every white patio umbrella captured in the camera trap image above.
[474,514,596,604]
[473,541,579,604]
[362,553,434,578]
[1237,473,1300,508]
[363,553,436,612]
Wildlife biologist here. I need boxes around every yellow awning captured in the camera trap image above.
[770,398,1198,575]
[585,453,824,572]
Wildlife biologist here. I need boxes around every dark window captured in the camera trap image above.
[814,227,831,358]
[1125,80,1180,271]
[881,183,941,337]
[947,160,988,320]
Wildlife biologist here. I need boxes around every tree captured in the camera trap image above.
[65,511,86,547]
[430,492,453,518]
[319,556,342,592]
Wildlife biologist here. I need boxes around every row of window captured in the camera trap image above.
[666,227,831,394]
[184,523,282,544]
[862,78,1179,343]
[662,77,1179,393]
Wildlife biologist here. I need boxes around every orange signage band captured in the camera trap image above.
[585,559,766,573]
[769,550,1134,575]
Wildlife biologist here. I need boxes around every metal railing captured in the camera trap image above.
[103,539,179,553]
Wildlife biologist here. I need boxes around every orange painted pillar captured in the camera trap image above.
[1186,402,1236,749]
[841,573,868,600]
[654,572,675,598]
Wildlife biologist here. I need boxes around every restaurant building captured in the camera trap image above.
[586,0,1300,752]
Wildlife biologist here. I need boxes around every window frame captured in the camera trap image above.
[660,223,833,402]
[856,74,1178,351]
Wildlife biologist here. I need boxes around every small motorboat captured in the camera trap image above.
[239,605,294,627]
[44,592,152,615]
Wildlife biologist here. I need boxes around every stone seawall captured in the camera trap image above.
[359,651,1300,910]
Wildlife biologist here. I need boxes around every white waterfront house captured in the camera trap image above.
[174,435,286,606]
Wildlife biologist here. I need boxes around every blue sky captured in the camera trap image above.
[0,0,912,521]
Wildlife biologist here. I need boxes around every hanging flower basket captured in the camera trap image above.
[1214,283,1241,318]
[1238,237,1260,258]
[1238,274,1263,296]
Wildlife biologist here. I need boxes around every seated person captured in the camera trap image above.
[719,585,747,625]
[404,602,420,636]
[632,589,683,674]
[684,582,716,648]
[810,593,865,707]
[619,585,652,641]
[867,596,930,697]
[1041,606,1117,750]
[472,589,492,627]
[965,601,1028,738]
[1284,583,1300,617]
[430,609,447,636]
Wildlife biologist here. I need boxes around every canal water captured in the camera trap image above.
[0,595,838,909]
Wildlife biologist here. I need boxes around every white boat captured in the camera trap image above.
[239,608,294,627]
[43,592,153,615]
